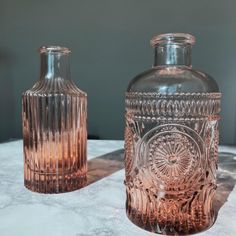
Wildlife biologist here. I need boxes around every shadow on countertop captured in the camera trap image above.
[214,152,236,212]
[87,149,124,185]
[87,150,236,215]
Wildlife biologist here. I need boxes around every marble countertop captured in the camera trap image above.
[0,140,235,236]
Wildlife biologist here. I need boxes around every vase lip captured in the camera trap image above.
[39,45,71,54]
[150,33,195,47]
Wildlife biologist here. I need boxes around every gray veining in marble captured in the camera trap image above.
[0,141,235,236]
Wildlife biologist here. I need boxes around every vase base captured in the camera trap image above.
[24,171,87,194]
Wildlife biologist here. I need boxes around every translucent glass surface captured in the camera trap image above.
[22,46,87,193]
[124,34,221,234]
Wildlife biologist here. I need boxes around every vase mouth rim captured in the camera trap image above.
[151,33,196,47]
[39,46,71,54]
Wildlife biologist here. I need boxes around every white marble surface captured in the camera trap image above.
[0,140,235,236]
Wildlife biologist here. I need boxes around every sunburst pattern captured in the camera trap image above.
[148,131,199,185]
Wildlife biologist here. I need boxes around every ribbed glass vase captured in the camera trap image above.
[22,46,87,193]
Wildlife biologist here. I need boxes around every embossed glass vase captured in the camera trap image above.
[22,46,87,193]
[124,33,221,235]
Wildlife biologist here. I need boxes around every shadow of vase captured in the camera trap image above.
[214,152,236,212]
[86,150,236,217]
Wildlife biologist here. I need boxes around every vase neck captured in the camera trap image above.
[39,46,71,80]
[151,33,195,67]
[153,44,192,67]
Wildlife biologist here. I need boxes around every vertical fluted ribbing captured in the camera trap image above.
[23,79,87,193]
[62,95,66,192]
[67,95,72,188]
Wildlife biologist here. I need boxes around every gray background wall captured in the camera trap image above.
[0,0,235,144]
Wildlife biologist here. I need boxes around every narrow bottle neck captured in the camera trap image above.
[153,44,192,67]
[40,53,71,80]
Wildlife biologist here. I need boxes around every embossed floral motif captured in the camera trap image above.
[137,124,205,186]
[148,132,197,182]
[125,91,220,234]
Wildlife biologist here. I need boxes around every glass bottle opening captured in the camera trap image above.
[39,46,71,54]
[151,33,195,47]
[39,45,71,80]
